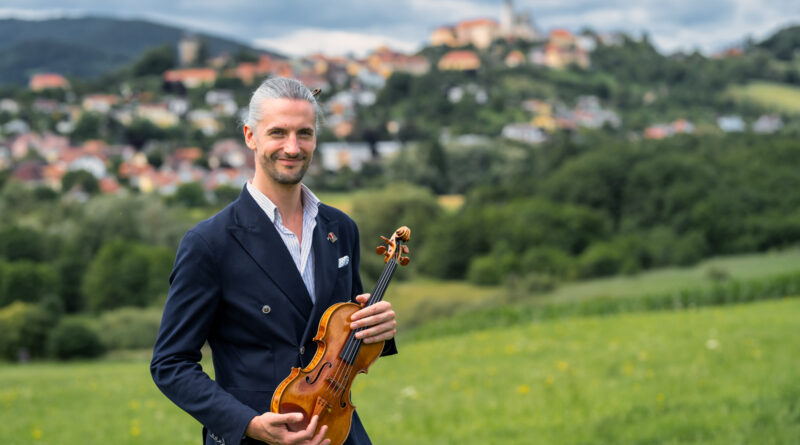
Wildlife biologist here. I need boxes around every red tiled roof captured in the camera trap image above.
[456,18,499,29]
[30,73,69,90]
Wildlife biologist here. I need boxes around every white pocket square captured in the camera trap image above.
[338,255,350,268]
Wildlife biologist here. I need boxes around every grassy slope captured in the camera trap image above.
[389,247,800,332]
[1,299,797,444]
[727,81,800,113]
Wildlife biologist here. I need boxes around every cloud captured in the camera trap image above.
[253,28,422,57]
[0,7,77,20]
[1,0,798,57]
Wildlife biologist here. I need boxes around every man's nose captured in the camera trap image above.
[284,132,301,154]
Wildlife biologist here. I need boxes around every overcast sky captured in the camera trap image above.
[0,0,798,57]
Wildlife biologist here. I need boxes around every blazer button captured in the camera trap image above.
[299,346,305,355]
[261,305,271,314]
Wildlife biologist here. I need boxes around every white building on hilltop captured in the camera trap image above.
[500,0,542,41]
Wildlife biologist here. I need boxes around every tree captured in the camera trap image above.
[172,182,208,207]
[82,240,155,311]
[61,169,99,195]
[47,318,105,360]
[132,44,176,77]
[124,118,166,149]
[70,112,104,142]
[0,226,47,261]
[0,260,58,307]
[349,183,441,281]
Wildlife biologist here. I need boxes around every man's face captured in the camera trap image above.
[244,98,316,186]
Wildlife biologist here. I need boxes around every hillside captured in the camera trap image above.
[0,17,280,85]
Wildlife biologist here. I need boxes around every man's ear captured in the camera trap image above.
[243,125,256,151]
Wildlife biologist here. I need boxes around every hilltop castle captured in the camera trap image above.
[431,0,541,49]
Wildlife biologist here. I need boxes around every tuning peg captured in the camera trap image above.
[376,246,387,255]
[402,245,409,254]
[399,257,410,266]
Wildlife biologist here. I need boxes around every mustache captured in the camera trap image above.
[271,152,307,161]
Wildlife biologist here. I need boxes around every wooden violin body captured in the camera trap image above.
[270,226,410,445]
[271,302,384,444]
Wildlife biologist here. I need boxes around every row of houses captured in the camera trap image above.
[0,129,262,195]
[0,126,410,196]
[643,114,785,140]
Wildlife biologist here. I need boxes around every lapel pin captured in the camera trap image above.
[327,232,338,243]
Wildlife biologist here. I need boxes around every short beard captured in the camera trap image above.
[260,151,310,185]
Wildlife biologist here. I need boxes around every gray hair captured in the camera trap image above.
[243,77,323,130]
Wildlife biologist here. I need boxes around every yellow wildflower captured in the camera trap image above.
[130,419,141,437]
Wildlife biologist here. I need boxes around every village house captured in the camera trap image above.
[187,109,221,136]
[431,26,458,47]
[438,50,481,71]
[718,115,745,132]
[455,18,500,49]
[318,141,402,172]
[29,73,70,91]
[505,50,526,67]
[163,68,218,89]
[366,46,430,78]
[753,115,783,133]
[82,94,120,114]
[208,139,252,170]
[137,103,180,128]
[0,98,20,114]
[501,123,547,144]
[541,29,590,69]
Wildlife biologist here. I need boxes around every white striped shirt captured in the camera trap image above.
[246,181,320,303]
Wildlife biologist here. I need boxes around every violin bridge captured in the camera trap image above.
[314,396,332,416]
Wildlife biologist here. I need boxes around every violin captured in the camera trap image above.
[270,226,411,445]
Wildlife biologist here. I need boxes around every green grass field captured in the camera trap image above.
[387,247,800,331]
[727,81,800,113]
[2,298,798,444]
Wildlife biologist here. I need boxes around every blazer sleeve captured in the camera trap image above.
[150,230,258,445]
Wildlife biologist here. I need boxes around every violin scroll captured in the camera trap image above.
[375,226,411,265]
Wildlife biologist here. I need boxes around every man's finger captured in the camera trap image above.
[351,301,391,322]
[309,424,329,445]
[283,414,322,444]
[268,412,305,426]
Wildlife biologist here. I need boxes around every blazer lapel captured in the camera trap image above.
[300,214,339,347]
[227,190,314,320]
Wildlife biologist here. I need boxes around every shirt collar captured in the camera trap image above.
[246,181,320,224]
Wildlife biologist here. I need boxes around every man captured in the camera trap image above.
[151,77,397,445]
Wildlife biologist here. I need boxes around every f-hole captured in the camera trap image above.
[305,362,332,385]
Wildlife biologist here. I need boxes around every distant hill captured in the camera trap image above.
[0,17,282,85]
[757,25,800,61]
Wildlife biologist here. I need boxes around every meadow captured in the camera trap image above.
[386,247,800,331]
[1,297,798,444]
[727,80,800,113]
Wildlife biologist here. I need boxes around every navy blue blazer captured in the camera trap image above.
[151,188,397,445]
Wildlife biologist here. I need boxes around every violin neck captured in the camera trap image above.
[365,242,402,307]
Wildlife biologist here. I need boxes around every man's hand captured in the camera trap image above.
[350,293,396,344]
[245,412,330,445]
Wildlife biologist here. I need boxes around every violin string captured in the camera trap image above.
[329,257,398,401]
[326,256,398,402]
